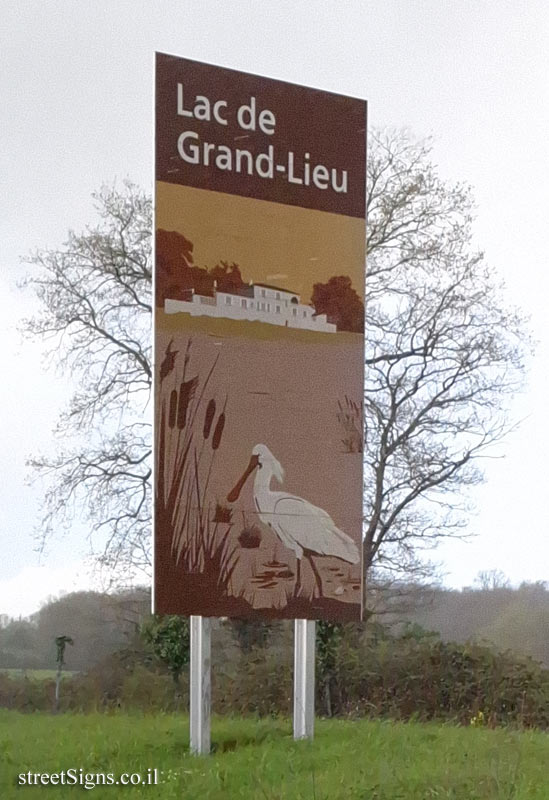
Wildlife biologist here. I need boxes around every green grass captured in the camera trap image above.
[1,712,547,799]
[0,669,77,680]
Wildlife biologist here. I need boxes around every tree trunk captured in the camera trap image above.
[54,663,62,713]
[323,676,333,717]
[173,669,182,711]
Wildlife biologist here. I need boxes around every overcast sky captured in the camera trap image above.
[2,0,548,617]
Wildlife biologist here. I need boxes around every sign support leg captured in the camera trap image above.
[293,618,315,740]
[190,615,211,755]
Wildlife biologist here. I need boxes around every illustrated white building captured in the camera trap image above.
[165,281,337,333]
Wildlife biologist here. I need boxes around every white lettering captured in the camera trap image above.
[216,145,232,170]
[177,84,193,117]
[287,151,302,185]
[174,133,348,194]
[313,164,329,189]
[66,769,78,785]
[303,152,310,186]
[256,146,274,178]
[177,131,200,164]
[237,96,256,130]
[236,148,253,174]
[177,85,228,126]
[331,168,348,193]
[259,108,276,134]
[213,100,228,125]
[203,141,215,166]
[194,95,211,121]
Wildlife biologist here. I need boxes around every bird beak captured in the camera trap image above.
[227,454,260,502]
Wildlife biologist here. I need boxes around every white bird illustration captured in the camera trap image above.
[227,444,360,596]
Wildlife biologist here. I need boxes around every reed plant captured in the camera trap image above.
[156,338,238,600]
[337,395,363,453]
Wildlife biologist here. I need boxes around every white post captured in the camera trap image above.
[189,615,211,755]
[293,618,315,739]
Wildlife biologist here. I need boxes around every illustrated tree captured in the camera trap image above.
[155,230,246,303]
[311,275,364,332]
[22,131,530,602]
[155,228,196,304]
[209,260,245,294]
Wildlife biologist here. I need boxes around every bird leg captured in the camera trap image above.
[295,556,302,597]
[305,551,323,598]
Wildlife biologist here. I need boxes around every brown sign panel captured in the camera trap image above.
[154,53,366,621]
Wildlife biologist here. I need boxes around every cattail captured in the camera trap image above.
[168,389,178,428]
[203,399,216,440]
[159,338,177,383]
[213,503,232,524]
[177,376,198,429]
[211,412,225,450]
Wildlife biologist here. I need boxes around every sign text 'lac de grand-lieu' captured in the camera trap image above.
[155,53,366,622]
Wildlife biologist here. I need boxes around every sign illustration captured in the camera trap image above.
[154,53,366,621]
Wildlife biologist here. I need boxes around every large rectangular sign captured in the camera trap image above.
[154,53,366,621]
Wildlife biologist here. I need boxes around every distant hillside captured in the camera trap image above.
[2,581,549,671]
[0,589,150,671]
[403,581,549,666]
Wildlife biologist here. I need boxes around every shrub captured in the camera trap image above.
[316,624,549,728]
[3,622,549,729]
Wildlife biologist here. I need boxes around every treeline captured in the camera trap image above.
[403,580,549,667]
[3,585,549,728]
[0,590,149,671]
[2,621,549,730]
[3,581,549,672]
[156,228,244,305]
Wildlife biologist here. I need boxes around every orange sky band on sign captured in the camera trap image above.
[154,53,366,622]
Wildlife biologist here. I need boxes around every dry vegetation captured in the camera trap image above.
[155,339,238,608]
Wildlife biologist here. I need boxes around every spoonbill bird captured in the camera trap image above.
[227,444,360,596]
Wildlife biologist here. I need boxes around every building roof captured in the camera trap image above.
[216,281,300,299]
[252,282,300,295]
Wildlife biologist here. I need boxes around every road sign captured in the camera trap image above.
[154,53,366,622]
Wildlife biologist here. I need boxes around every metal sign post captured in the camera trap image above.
[190,615,211,755]
[293,618,315,739]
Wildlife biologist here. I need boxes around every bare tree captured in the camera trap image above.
[363,130,529,591]
[22,182,152,577]
[475,569,511,591]
[22,133,530,597]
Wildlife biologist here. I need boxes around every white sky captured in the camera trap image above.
[1,0,548,617]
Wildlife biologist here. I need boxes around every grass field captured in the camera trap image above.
[0,670,78,680]
[1,713,548,799]
[158,307,361,345]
